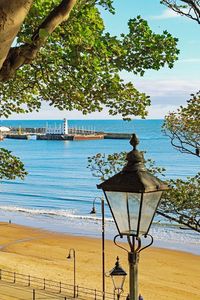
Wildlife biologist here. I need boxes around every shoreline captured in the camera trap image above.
[0,222,200,300]
[0,210,199,255]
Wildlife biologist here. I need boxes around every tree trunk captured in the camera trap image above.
[0,0,33,69]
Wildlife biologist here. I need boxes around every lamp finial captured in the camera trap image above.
[123,133,145,172]
[130,134,139,150]
[116,256,119,267]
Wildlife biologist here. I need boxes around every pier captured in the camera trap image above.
[5,128,131,140]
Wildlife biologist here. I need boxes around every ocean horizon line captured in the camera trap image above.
[1,118,164,121]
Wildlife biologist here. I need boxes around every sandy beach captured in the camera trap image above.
[0,222,199,300]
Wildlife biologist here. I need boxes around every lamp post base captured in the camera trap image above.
[128,251,139,300]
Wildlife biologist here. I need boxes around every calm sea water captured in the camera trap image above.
[0,119,199,254]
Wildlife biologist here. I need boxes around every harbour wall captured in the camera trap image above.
[5,128,132,140]
[5,133,131,140]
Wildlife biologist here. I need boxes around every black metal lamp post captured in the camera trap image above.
[97,133,169,300]
[90,197,97,214]
[67,248,76,298]
[90,197,105,300]
[109,256,127,300]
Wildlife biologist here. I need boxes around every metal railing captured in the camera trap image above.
[0,269,127,299]
[8,127,101,135]
[0,280,69,299]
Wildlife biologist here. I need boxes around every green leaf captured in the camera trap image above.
[39,28,49,39]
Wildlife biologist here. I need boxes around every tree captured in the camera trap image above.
[87,152,200,233]
[160,1,200,157]
[162,92,200,157]
[0,0,179,119]
[159,173,200,232]
[161,0,200,24]
[0,148,27,180]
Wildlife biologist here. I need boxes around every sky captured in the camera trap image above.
[10,0,200,120]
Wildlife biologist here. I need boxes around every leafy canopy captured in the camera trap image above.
[0,148,27,180]
[0,0,179,119]
[0,0,179,181]
[160,173,200,232]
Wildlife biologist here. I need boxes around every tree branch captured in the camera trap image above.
[0,0,77,81]
[161,0,200,24]
[157,210,200,233]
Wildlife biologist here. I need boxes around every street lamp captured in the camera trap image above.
[67,248,76,298]
[90,197,105,300]
[109,256,127,300]
[97,133,169,300]
[90,198,97,214]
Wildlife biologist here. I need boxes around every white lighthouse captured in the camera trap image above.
[46,118,68,135]
[62,118,68,135]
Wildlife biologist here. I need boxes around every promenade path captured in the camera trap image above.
[0,281,69,300]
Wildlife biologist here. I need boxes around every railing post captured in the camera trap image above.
[94,289,97,300]
[33,289,35,300]
[76,285,79,298]
[13,272,16,283]
[59,281,62,293]
[0,269,1,280]
[43,278,45,290]
[28,275,31,287]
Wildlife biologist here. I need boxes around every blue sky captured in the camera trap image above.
[11,0,200,120]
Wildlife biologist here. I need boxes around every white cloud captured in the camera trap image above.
[6,105,119,121]
[6,79,199,120]
[178,58,200,63]
[188,40,200,45]
[133,79,200,97]
[151,9,180,20]
[8,103,182,120]
[147,104,180,119]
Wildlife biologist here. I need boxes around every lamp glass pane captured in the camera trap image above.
[106,192,129,234]
[112,275,126,290]
[139,191,162,235]
[105,192,141,235]
[128,193,141,235]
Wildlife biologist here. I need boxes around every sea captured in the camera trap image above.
[0,119,199,254]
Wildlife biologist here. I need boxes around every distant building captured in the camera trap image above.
[45,118,68,135]
[0,126,10,133]
[0,126,10,140]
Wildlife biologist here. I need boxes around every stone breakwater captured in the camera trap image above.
[6,132,132,140]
